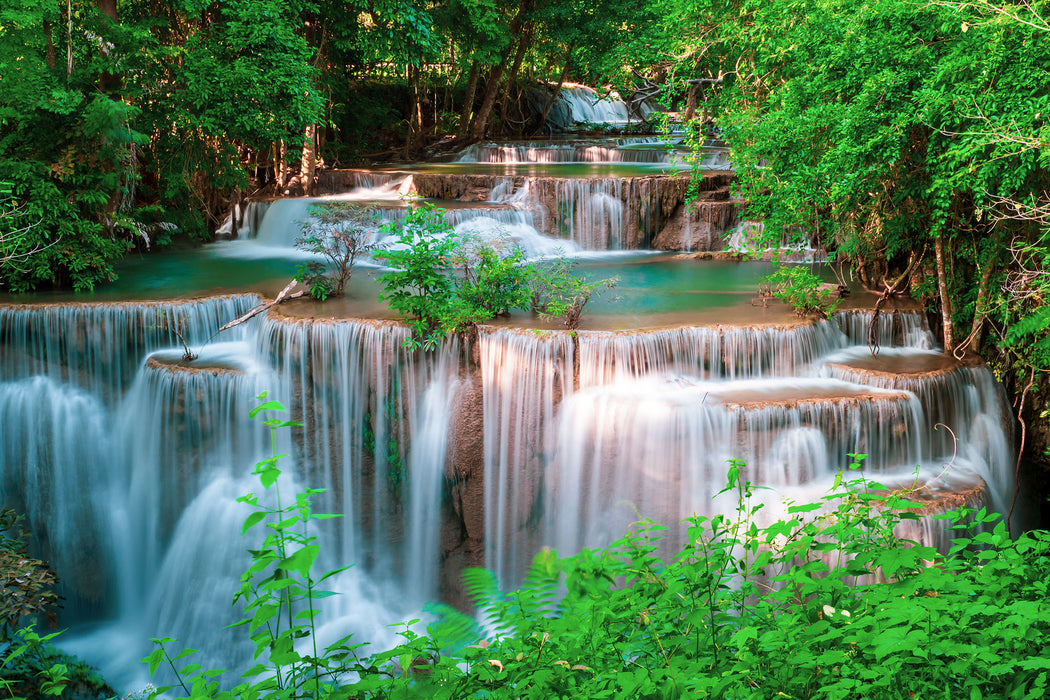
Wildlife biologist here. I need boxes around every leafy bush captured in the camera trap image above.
[0,627,112,700]
[0,509,58,640]
[765,264,841,319]
[376,204,534,349]
[295,203,379,300]
[530,259,617,330]
[1,511,111,699]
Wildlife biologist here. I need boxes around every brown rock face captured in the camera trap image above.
[442,370,487,607]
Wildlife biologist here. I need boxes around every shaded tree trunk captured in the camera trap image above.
[967,258,996,354]
[300,124,316,196]
[43,21,56,70]
[277,140,290,190]
[468,63,509,142]
[935,234,955,353]
[405,64,423,156]
[97,0,117,20]
[534,43,574,134]
[467,0,534,142]
[683,84,699,121]
[456,61,480,141]
[498,24,533,130]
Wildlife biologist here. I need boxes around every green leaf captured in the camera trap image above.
[249,400,286,418]
[278,545,320,578]
[241,511,266,535]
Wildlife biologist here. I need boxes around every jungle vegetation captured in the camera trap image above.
[1,0,1049,431]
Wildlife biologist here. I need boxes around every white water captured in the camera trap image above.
[558,85,633,125]
[476,312,1015,585]
[0,267,1017,690]
[456,141,680,164]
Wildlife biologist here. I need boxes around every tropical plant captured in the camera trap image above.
[764,264,841,319]
[0,510,110,699]
[376,204,466,349]
[0,509,58,641]
[377,204,535,348]
[295,203,379,300]
[530,258,617,329]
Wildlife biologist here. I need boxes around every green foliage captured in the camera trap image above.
[530,258,617,330]
[764,264,841,319]
[0,509,58,641]
[0,627,112,700]
[376,205,614,344]
[139,399,1050,700]
[295,203,379,300]
[376,204,466,349]
[142,392,363,699]
[995,236,1050,386]
[0,513,111,700]
[456,238,534,317]
[377,204,534,349]
[294,261,335,302]
[659,0,1050,353]
[354,461,1050,700]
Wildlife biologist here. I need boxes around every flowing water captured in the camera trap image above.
[0,113,1017,691]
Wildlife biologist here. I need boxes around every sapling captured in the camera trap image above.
[295,203,379,300]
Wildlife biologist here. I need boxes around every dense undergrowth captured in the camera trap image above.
[141,399,1050,699]
[3,398,1048,699]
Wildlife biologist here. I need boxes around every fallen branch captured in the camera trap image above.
[219,280,306,333]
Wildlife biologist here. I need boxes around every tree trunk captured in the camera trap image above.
[43,21,56,69]
[456,61,480,141]
[683,84,699,121]
[66,0,73,78]
[468,63,509,142]
[935,234,955,353]
[405,64,423,156]
[967,259,995,354]
[498,25,532,128]
[277,140,290,191]
[535,43,574,133]
[300,124,316,196]
[467,0,534,142]
[96,0,117,20]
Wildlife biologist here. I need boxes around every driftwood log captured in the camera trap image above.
[219,280,306,333]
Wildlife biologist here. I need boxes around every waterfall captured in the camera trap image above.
[0,293,1017,687]
[836,309,936,349]
[577,320,847,386]
[0,296,259,402]
[456,141,676,164]
[545,376,924,557]
[478,328,574,585]
[554,179,625,249]
[557,85,632,125]
[0,377,115,617]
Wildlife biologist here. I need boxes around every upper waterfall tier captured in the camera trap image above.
[0,296,259,401]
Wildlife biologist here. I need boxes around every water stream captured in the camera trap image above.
[0,121,1016,691]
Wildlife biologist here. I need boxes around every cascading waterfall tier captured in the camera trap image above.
[405,171,736,251]
[823,347,1014,516]
[545,377,924,557]
[0,296,259,402]
[0,297,1016,688]
[470,310,1014,585]
[577,321,846,386]
[455,141,680,164]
